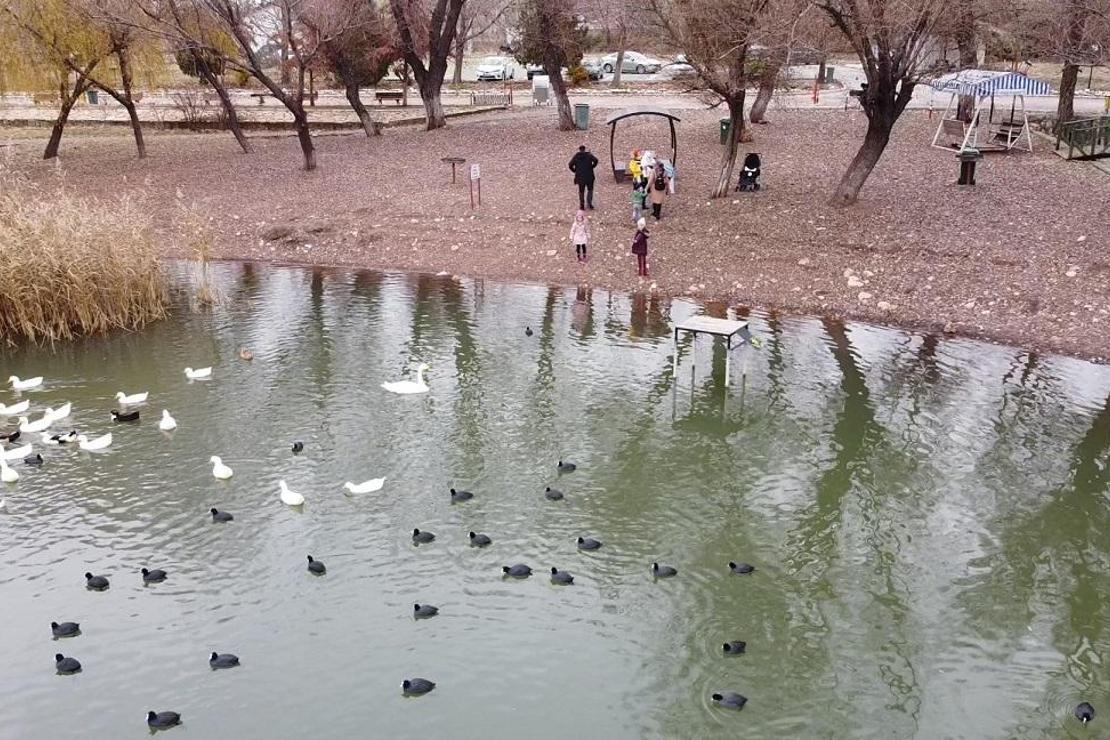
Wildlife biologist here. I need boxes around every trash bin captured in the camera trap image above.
[574,103,589,131]
[956,148,982,185]
[86,90,99,104]
[720,118,731,145]
[824,67,835,84]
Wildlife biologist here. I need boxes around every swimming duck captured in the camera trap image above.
[557,460,577,474]
[728,561,755,575]
[1075,702,1095,723]
[51,621,80,638]
[291,441,304,454]
[9,376,43,391]
[210,508,233,522]
[146,711,181,729]
[44,431,77,445]
[55,653,81,674]
[381,364,430,395]
[723,641,747,654]
[141,567,167,583]
[343,478,385,494]
[45,403,72,421]
[18,415,52,434]
[402,678,435,696]
[413,603,439,618]
[0,429,19,443]
[0,399,30,416]
[1,443,32,461]
[652,563,678,577]
[209,456,233,479]
[502,564,532,578]
[239,348,254,361]
[24,453,43,467]
[550,567,574,584]
[712,692,747,710]
[412,528,435,543]
[209,652,239,669]
[84,572,109,590]
[184,367,212,380]
[111,409,140,423]
[544,486,564,500]
[77,433,112,451]
[450,488,474,502]
[468,531,492,547]
[279,480,304,506]
[159,410,177,431]
[577,537,602,551]
[0,458,18,483]
[115,391,148,405]
[306,555,326,575]
[525,327,533,336]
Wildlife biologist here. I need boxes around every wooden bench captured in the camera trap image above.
[470,92,510,106]
[250,93,269,105]
[375,91,404,105]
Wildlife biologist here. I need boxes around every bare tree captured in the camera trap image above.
[815,0,951,205]
[748,0,808,123]
[590,0,646,87]
[651,0,767,197]
[1033,0,1108,126]
[450,0,510,84]
[389,0,466,129]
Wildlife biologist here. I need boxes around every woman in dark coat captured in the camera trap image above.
[631,217,649,277]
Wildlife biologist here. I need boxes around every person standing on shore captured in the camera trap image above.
[632,217,649,277]
[568,145,598,210]
[570,209,591,262]
[631,186,647,223]
[649,162,669,220]
[628,150,643,191]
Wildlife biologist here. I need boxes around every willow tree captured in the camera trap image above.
[815,0,950,205]
[389,0,466,129]
[651,0,766,196]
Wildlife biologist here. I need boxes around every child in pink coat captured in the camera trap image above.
[570,209,591,262]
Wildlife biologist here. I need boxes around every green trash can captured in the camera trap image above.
[86,90,99,104]
[824,67,835,84]
[574,103,589,131]
[720,118,731,145]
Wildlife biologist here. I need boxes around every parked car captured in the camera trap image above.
[582,59,604,81]
[598,51,664,75]
[476,56,515,81]
[662,54,695,77]
[526,63,544,80]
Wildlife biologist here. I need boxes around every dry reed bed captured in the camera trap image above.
[0,175,168,345]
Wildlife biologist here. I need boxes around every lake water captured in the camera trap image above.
[1,263,1108,739]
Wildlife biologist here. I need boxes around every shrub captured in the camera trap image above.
[0,173,168,345]
[567,64,589,87]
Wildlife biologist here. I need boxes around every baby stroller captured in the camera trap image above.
[735,153,761,192]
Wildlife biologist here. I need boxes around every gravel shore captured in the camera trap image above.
[10,107,1110,362]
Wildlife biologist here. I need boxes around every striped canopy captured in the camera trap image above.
[928,70,1053,97]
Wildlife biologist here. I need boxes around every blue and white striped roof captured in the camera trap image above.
[929,70,1053,97]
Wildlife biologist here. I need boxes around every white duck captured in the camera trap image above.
[115,391,149,405]
[77,433,112,451]
[381,363,430,395]
[344,478,386,494]
[9,376,43,391]
[0,400,30,416]
[159,410,177,431]
[18,415,53,434]
[0,458,18,483]
[44,402,72,422]
[209,456,233,479]
[184,367,212,380]
[2,443,32,461]
[279,480,305,506]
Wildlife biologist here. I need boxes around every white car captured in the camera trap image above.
[476,56,515,81]
[598,51,664,75]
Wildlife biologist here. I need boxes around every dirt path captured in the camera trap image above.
[9,107,1110,363]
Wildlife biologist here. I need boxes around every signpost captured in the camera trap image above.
[469,163,481,208]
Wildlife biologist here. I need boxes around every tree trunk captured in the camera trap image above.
[117,50,146,158]
[292,108,316,170]
[817,57,827,85]
[420,81,447,130]
[546,61,574,130]
[200,65,251,154]
[44,92,80,160]
[830,113,891,205]
[712,97,746,197]
[452,9,467,85]
[611,46,625,87]
[345,81,380,136]
[954,10,979,122]
[1056,63,1079,127]
[402,64,411,107]
[749,66,779,123]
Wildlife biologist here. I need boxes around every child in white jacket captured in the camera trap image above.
[570,209,591,262]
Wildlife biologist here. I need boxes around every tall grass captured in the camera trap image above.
[176,203,223,309]
[0,173,168,345]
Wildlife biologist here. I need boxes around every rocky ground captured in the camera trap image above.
[8,106,1110,362]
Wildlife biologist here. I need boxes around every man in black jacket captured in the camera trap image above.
[568,145,598,210]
